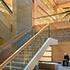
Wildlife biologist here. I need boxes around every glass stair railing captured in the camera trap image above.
[0,20,69,70]
[15,31,34,48]
[0,24,50,70]
[0,29,34,64]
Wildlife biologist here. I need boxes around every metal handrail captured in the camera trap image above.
[0,23,49,69]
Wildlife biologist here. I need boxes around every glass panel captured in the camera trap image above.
[2,27,49,70]
[0,30,33,65]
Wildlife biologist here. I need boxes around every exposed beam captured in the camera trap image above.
[37,7,46,16]
[54,1,70,6]
[47,0,54,9]
[53,0,57,5]
[1,0,13,14]
[53,0,59,20]
[33,11,65,19]
[37,5,55,21]
[40,0,50,10]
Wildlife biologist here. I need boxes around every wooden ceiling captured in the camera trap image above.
[33,0,70,20]
[4,0,12,6]
[54,0,70,5]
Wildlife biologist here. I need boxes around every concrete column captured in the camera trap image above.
[13,0,32,34]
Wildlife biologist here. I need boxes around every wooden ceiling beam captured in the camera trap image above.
[37,5,55,21]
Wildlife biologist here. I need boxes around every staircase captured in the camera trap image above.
[1,21,70,70]
[16,31,33,48]
[0,29,34,64]
[0,24,58,70]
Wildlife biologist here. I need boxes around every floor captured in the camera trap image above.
[57,64,70,70]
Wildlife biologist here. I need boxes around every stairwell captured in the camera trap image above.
[0,21,70,70]
[0,24,58,70]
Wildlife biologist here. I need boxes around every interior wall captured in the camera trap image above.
[0,19,12,40]
[52,41,70,62]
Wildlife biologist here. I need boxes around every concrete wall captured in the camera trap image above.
[0,11,16,39]
[14,0,32,34]
[0,0,32,40]
[0,18,12,40]
[2,12,16,34]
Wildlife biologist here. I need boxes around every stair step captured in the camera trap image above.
[15,58,24,61]
[5,65,23,70]
[12,61,25,65]
[6,61,26,68]
[15,58,28,61]
[17,54,32,57]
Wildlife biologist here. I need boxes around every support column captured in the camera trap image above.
[13,0,32,34]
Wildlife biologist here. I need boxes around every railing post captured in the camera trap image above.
[11,24,13,32]
[48,25,51,37]
[10,62,12,70]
